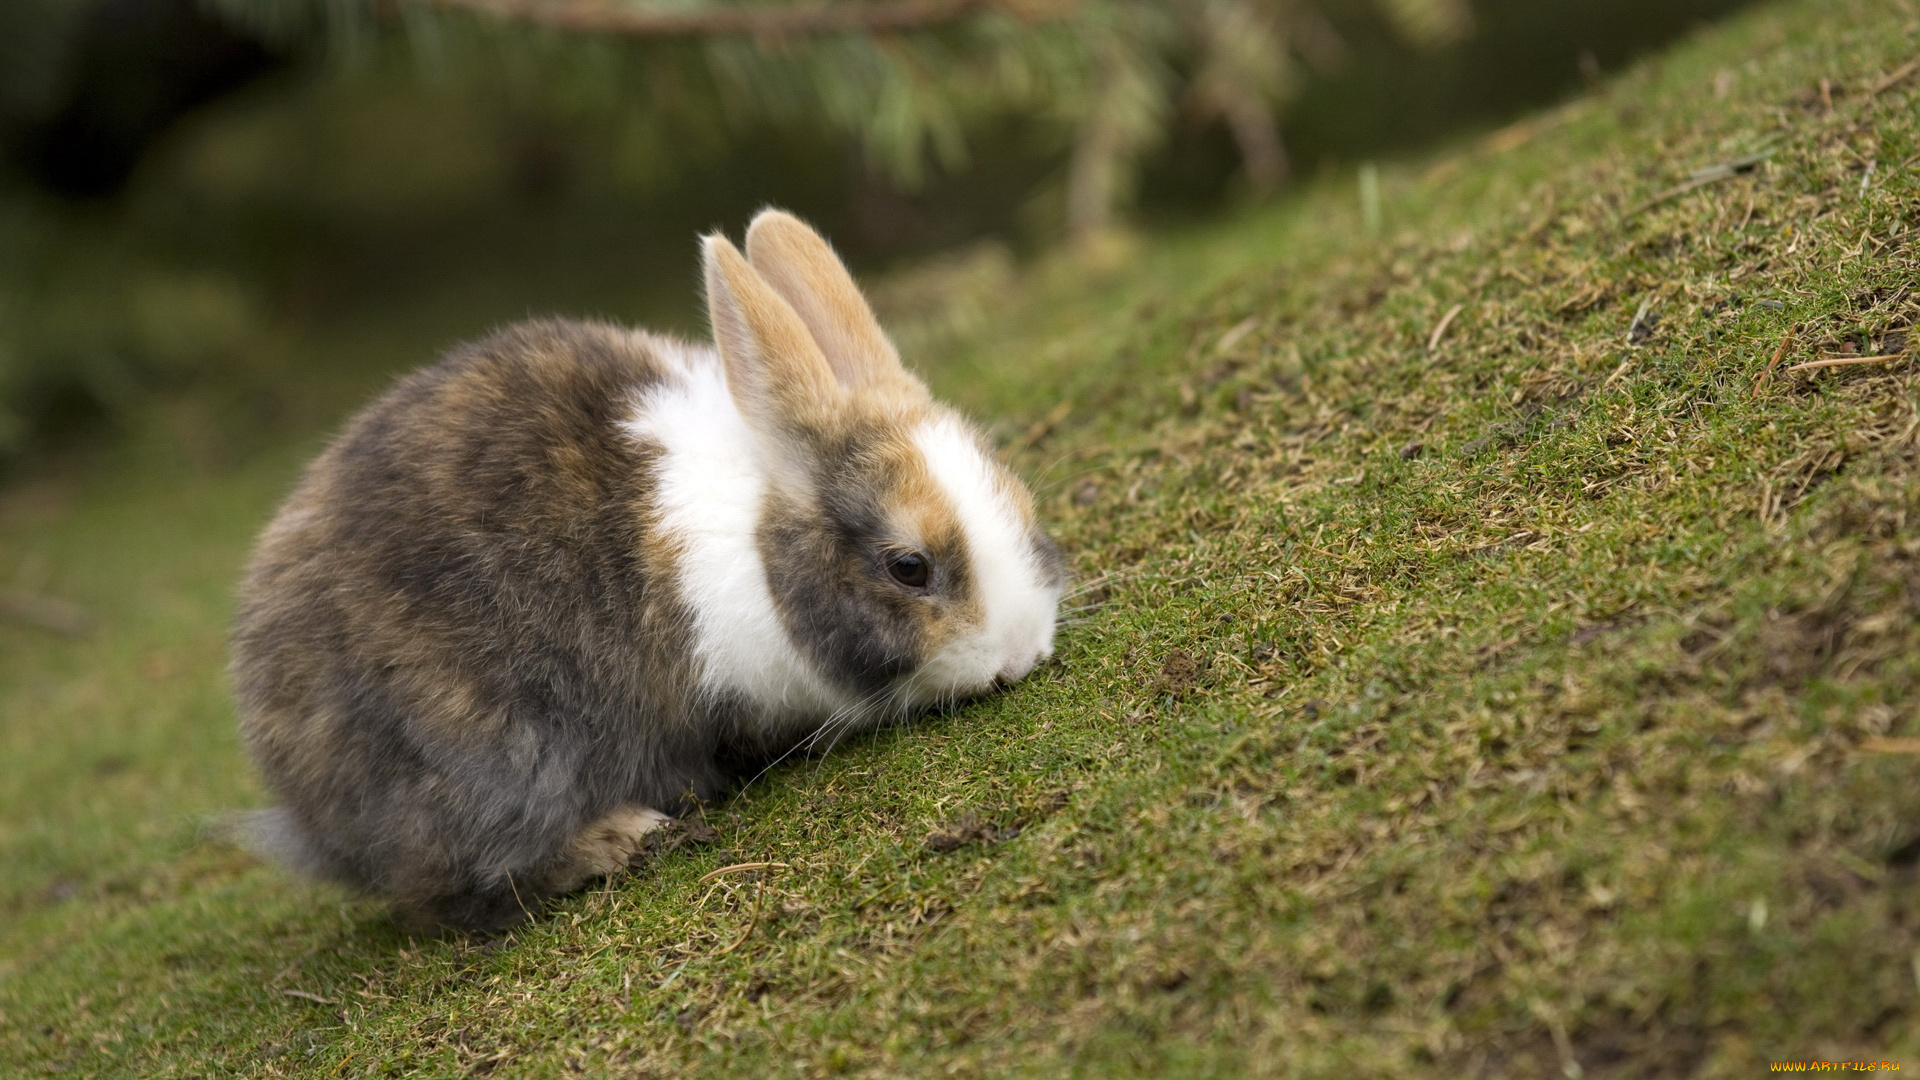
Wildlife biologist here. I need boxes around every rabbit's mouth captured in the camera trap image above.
[896,632,1055,712]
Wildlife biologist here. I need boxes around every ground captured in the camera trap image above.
[3,0,1919,1075]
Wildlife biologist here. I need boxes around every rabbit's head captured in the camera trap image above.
[654,210,1064,732]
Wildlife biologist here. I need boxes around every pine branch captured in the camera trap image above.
[415,0,1025,36]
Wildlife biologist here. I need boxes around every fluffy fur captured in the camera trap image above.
[230,210,1064,931]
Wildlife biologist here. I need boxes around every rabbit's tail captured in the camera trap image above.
[213,806,347,882]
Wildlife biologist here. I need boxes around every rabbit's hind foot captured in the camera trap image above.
[544,805,676,894]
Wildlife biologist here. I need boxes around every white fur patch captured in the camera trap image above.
[623,343,855,731]
[905,414,1062,704]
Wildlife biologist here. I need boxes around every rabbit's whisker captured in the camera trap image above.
[1061,570,1136,601]
[807,685,905,772]
[733,684,889,798]
[1027,452,1083,497]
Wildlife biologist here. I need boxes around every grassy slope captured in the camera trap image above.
[5,0,1920,1074]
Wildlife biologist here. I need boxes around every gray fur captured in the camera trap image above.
[232,320,756,931]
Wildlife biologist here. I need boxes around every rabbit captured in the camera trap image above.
[229,210,1065,932]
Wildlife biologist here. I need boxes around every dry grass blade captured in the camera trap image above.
[698,861,791,883]
[1751,325,1799,396]
[1625,295,1656,344]
[1868,57,1920,97]
[1780,353,1906,374]
[1215,316,1259,355]
[713,884,766,956]
[1860,737,1920,754]
[1007,400,1074,456]
[1629,151,1773,215]
[1427,304,1464,353]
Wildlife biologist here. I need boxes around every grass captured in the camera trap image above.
[5,0,1920,1074]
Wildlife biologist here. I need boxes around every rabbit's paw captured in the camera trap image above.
[547,806,675,893]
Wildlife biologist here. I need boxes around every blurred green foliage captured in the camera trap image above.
[0,0,87,133]
[0,0,1754,473]
[0,189,276,463]
[199,0,1471,229]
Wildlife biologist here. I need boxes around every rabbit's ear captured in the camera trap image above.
[744,209,921,399]
[704,232,844,430]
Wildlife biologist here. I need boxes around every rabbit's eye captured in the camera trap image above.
[884,552,931,589]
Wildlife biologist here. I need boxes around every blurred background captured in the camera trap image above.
[0,0,1757,478]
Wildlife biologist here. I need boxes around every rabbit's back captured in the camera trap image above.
[231,319,728,924]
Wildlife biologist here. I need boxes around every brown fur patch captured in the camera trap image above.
[872,424,984,654]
